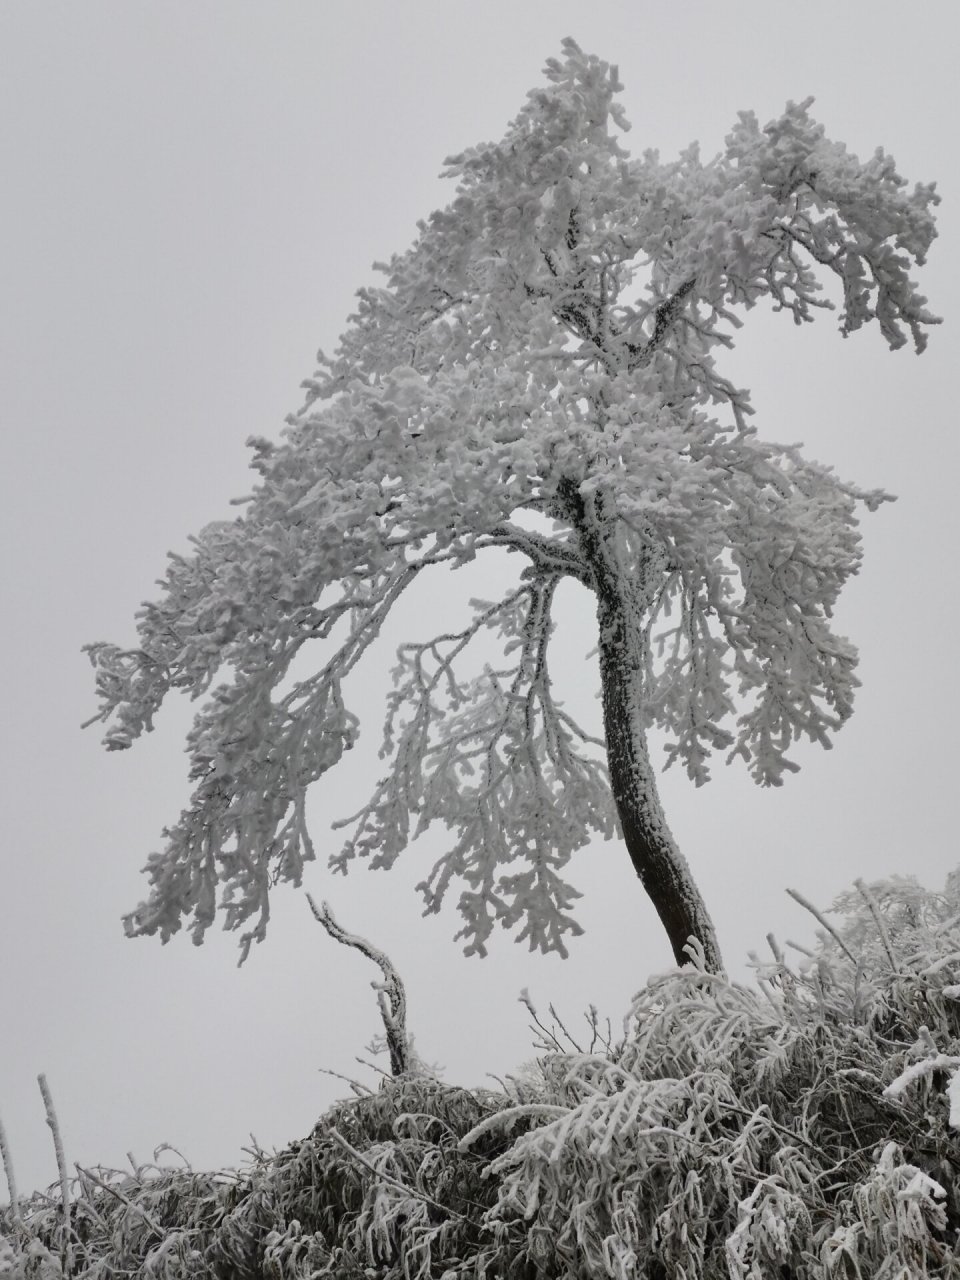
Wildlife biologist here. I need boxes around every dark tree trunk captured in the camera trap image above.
[562,478,724,972]
[595,589,723,972]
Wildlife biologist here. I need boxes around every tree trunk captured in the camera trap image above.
[595,589,724,972]
[563,477,723,972]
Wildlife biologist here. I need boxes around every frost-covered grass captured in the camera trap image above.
[5,872,960,1278]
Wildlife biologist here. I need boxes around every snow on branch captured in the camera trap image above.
[86,38,939,958]
[332,579,616,957]
[307,897,409,1079]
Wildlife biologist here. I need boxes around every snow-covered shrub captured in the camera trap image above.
[5,872,960,1277]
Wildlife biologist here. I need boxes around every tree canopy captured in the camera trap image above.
[85,40,939,969]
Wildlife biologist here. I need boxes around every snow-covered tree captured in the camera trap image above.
[85,41,939,972]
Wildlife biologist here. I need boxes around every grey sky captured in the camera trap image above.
[2,0,958,1198]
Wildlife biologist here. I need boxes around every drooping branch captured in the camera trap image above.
[117,564,425,960]
[332,577,615,957]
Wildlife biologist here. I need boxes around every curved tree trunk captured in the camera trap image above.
[562,477,723,972]
[595,589,724,972]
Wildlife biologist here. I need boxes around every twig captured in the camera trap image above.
[240,1133,267,1164]
[307,896,409,1077]
[547,1003,583,1054]
[518,988,566,1054]
[0,1111,21,1232]
[785,938,816,958]
[38,1074,72,1276]
[152,1143,192,1171]
[354,1055,392,1082]
[70,1170,110,1233]
[786,888,857,964]
[74,1164,165,1237]
[317,1066,375,1097]
[854,878,898,970]
[717,1102,823,1155]
[327,1127,479,1226]
[747,951,784,1012]
[583,1005,616,1057]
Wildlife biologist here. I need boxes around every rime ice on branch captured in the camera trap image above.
[85,40,939,971]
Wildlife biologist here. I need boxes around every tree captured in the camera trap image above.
[85,41,939,973]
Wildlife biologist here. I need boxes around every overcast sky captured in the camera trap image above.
[2,0,958,1199]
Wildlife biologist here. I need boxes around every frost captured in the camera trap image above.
[6,871,960,1277]
[84,39,939,963]
[883,1051,960,1101]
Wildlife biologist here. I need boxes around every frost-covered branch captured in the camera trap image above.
[0,1113,21,1235]
[87,39,939,964]
[333,580,615,956]
[38,1073,72,1277]
[307,897,410,1078]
